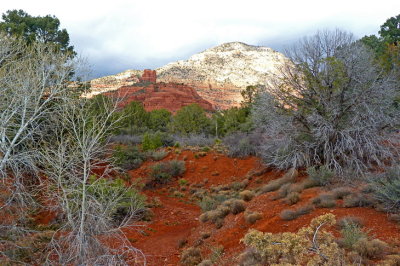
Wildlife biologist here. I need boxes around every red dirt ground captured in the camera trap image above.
[124,150,400,265]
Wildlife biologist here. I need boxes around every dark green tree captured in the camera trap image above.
[379,14,400,45]
[147,109,172,132]
[241,85,258,107]
[119,101,149,133]
[168,104,211,135]
[0,9,75,56]
[222,107,252,134]
[360,14,400,72]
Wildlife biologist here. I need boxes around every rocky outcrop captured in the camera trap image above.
[88,42,290,109]
[141,69,156,83]
[106,81,214,113]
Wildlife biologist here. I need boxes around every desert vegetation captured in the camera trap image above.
[1,8,400,266]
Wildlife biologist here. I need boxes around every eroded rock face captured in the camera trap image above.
[141,69,157,83]
[107,82,214,113]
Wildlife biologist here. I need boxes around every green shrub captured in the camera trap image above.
[113,145,146,170]
[148,160,186,185]
[88,176,146,224]
[168,104,212,135]
[306,165,334,186]
[150,149,168,161]
[340,223,367,249]
[370,166,400,212]
[142,132,163,151]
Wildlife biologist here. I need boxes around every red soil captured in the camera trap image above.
[124,150,400,265]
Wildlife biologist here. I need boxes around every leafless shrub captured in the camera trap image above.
[174,134,215,147]
[223,131,263,158]
[40,94,146,264]
[253,29,400,176]
[0,35,84,263]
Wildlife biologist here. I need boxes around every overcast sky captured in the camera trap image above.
[2,0,400,78]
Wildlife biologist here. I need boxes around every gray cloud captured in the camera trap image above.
[2,0,400,78]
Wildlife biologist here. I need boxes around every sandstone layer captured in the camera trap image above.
[105,70,213,113]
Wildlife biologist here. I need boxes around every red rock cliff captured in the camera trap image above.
[141,69,157,83]
[105,70,214,113]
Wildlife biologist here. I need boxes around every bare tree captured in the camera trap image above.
[0,34,76,263]
[40,94,146,265]
[0,34,146,265]
[253,29,400,176]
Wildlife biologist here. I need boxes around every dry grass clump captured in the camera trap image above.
[180,247,203,266]
[343,193,374,208]
[312,193,336,208]
[354,238,388,259]
[332,187,353,199]
[258,168,298,194]
[239,190,255,202]
[284,192,300,205]
[244,211,262,224]
[199,199,246,227]
[223,199,246,214]
[389,213,400,223]
[280,209,299,221]
[300,177,321,189]
[337,216,364,229]
[380,255,400,266]
[278,183,304,199]
[280,204,314,221]
[296,204,314,215]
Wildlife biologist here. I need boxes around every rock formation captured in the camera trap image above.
[140,69,157,83]
[105,73,214,113]
[87,42,290,109]
[156,42,289,109]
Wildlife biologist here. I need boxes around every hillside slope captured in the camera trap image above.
[89,42,289,109]
[156,42,288,109]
